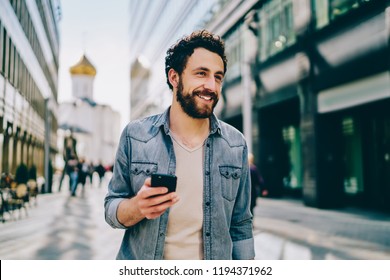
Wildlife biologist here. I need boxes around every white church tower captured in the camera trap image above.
[57,54,120,169]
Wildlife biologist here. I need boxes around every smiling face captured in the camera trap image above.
[172,48,225,119]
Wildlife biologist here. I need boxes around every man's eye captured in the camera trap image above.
[197,72,206,76]
[215,76,223,82]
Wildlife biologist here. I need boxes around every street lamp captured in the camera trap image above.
[242,11,259,153]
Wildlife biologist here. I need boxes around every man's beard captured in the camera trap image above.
[176,78,219,119]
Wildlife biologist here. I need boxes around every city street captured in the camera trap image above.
[1,174,389,260]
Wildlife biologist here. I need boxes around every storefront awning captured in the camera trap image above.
[317,72,390,113]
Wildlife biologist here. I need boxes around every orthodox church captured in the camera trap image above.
[57,55,120,168]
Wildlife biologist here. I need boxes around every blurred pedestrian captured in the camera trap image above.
[87,162,94,186]
[59,130,78,191]
[104,30,254,260]
[248,153,265,215]
[95,162,106,187]
[68,156,79,196]
[77,158,89,192]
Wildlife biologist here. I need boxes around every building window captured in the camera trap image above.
[4,34,10,78]
[313,0,373,29]
[342,117,364,194]
[224,26,241,82]
[282,125,302,189]
[258,0,296,61]
[330,0,360,19]
[10,45,15,86]
[0,22,3,75]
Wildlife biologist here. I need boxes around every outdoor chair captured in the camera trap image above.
[27,179,38,206]
[7,183,29,219]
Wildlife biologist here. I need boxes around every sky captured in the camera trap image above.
[58,0,130,130]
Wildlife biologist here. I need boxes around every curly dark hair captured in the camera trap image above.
[165,30,227,90]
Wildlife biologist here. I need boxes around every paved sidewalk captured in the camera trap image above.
[253,197,390,260]
[0,176,123,260]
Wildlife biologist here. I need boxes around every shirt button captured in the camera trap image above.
[206,232,210,237]
[205,171,210,175]
[206,143,210,147]
[206,202,210,206]
[159,232,164,237]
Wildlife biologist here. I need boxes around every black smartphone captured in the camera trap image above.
[151,173,177,193]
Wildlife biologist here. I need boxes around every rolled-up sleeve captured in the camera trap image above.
[233,238,255,259]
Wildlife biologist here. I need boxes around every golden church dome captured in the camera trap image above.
[69,55,96,76]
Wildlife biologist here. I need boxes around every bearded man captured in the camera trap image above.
[105,30,254,260]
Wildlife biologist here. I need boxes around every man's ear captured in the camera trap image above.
[168,69,179,89]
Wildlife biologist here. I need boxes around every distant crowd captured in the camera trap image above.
[61,131,113,196]
[59,158,113,196]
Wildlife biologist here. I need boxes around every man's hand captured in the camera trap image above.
[135,177,179,219]
[117,177,179,226]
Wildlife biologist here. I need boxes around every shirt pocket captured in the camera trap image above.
[219,166,242,201]
[130,162,158,192]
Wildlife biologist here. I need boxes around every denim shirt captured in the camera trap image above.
[104,107,255,260]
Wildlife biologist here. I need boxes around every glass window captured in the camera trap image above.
[0,23,3,74]
[330,0,359,20]
[282,125,302,189]
[15,51,19,89]
[313,0,330,28]
[314,0,373,29]
[342,117,364,194]
[224,26,242,82]
[0,130,3,171]
[2,29,8,76]
[4,35,10,79]
[10,45,15,85]
[259,0,296,61]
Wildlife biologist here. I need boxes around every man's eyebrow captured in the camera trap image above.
[193,67,209,72]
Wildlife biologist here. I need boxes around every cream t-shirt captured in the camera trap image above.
[163,137,204,260]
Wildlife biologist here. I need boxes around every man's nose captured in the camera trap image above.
[204,77,217,91]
